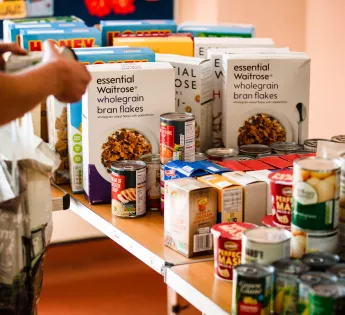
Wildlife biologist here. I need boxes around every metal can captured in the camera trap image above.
[239,144,271,157]
[205,148,239,161]
[111,160,146,218]
[242,227,291,265]
[160,164,165,215]
[290,224,339,259]
[331,135,345,143]
[232,264,274,315]
[303,139,333,153]
[309,284,345,315]
[160,112,195,164]
[339,152,345,224]
[194,152,209,161]
[329,264,345,285]
[211,222,257,281]
[298,272,338,315]
[273,259,310,315]
[140,154,160,211]
[301,252,340,271]
[292,157,341,231]
[268,170,293,227]
[270,142,303,154]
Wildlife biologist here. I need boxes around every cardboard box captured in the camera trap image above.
[222,171,267,225]
[222,52,310,148]
[113,37,194,57]
[82,62,175,204]
[164,178,217,258]
[156,54,213,152]
[101,20,177,46]
[26,0,54,17]
[198,174,243,223]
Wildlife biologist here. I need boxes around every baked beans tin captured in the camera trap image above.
[211,222,257,281]
[242,227,291,265]
[301,252,340,272]
[303,139,333,153]
[331,135,345,143]
[195,152,209,161]
[273,259,310,315]
[232,264,274,315]
[290,224,339,259]
[329,264,345,284]
[160,112,195,164]
[292,157,341,231]
[111,160,146,218]
[270,141,303,154]
[239,144,271,157]
[268,170,293,226]
[140,154,160,211]
[160,164,165,214]
[205,148,239,161]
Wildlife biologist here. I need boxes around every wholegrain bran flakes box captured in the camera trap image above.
[82,62,175,204]
[156,53,213,152]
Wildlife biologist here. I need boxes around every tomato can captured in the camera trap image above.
[232,264,274,315]
[301,252,340,272]
[268,170,293,226]
[160,164,165,214]
[160,112,195,164]
[111,160,146,218]
[242,227,291,265]
[211,222,257,281]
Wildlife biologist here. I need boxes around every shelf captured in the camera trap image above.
[166,261,231,315]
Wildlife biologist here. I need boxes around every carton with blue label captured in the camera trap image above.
[100,20,177,46]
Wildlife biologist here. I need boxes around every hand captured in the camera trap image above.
[0,43,27,70]
[43,40,91,103]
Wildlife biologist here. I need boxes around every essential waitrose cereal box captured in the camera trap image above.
[20,27,101,51]
[67,47,155,193]
[82,62,175,204]
[100,19,177,46]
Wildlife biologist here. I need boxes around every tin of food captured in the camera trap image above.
[270,141,303,154]
[331,135,345,143]
[111,160,147,218]
[273,258,310,315]
[309,283,345,315]
[257,153,282,158]
[242,227,291,265]
[211,222,257,282]
[239,144,271,157]
[194,152,209,161]
[298,272,338,315]
[301,252,340,271]
[329,264,345,285]
[268,170,293,227]
[303,139,333,153]
[160,112,196,164]
[292,157,341,231]
[232,264,274,315]
[205,148,239,161]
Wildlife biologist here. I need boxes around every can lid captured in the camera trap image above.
[195,153,209,161]
[224,155,254,161]
[206,148,239,158]
[239,144,271,156]
[301,252,340,270]
[304,138,332,148]
[270,142,303,153]
[235,264,274,278]
[332,135,345,143]
[140,154,160,164]
[111,160,146,171]
[294,157,342,171]
[211,222,257,240]
[268,169,293,184]
[160,112,195,121]
[273,259,310,275]
[329,264,345,280]
[311,283,345,298]
[243,227,292,244]
[299,272,338,286]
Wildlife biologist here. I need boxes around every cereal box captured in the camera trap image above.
[113,37,193,57]
[20,27,101,51]
[156,54,213,151]
[67,47,155,193]
[222,52,310,148]
[82,62,175,204]
[164,178,217,257]
[100,19,177,46]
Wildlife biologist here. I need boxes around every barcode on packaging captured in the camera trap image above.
[193,233,212,253]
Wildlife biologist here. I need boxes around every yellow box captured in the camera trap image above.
[113,37,194,57]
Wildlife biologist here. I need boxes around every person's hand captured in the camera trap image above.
[0,43,27,70]
[43,40,91,103]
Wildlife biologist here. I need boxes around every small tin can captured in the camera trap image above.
[239,144,271,157]
[242,227,291,265]
[309,283,345,315]
[273,259,310,315]
[331,135,345,143]
[160,112,195,164]
[111,160,147,218]
[298,272,338,315]
[140,154,160,211]
[268,170,293,227]
[301,252,340,271]
[290,224,339,259]
[195,152,209,161]
[270,142,303,154]
[211,222,257,282]
[160,164,165,215]
[292,157,341,231]
[232,264,274,315]
[303,139,333,153]
[205,148,239,161]
[329,264,345,284]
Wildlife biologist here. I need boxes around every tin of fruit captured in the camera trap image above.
[195,152,209,161]
[239,144,271,157]
[329,264,345,285]
[270,141,303,154]
[160,112,195,164]
[242,227,291,265]
[331,135,345,143]
[205,148,239,161]
[292,157,341,231]
[211,222,257,282]
[111,160,147,218]
[301,252,340,272]
[303,139,333,153]
[232,264,274,315]
[273,258,310,315]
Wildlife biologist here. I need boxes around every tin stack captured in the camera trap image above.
[291,157,342,258]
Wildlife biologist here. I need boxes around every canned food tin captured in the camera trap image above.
[205,148,239,161]
[301,252,340,271]
[111,161,146,218]
[298,272,338,315]
[273,259,310,315]
[339,152,345,223]
[309,284,345,315]
[292,157,341,231]
[270,142,303,154]
[303,139,333,153]
[290,224,339,259]
[223,155,254,161]
[194,152,209,161]
[140,154,160,211]
[331,135,345,143]
[232,264,274,315]
[242,227,291,265]
[160,164,165,214]
[329,264,345,284]
[239,144,271,157]
[268,170,293,226]
[160,112,195,164]
[211,222,257,281]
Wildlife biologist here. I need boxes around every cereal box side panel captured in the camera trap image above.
[82,90,91,200]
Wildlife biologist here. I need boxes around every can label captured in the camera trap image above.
[309,293,336,315]
[146,163,160,211]
[274,274,298,315]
